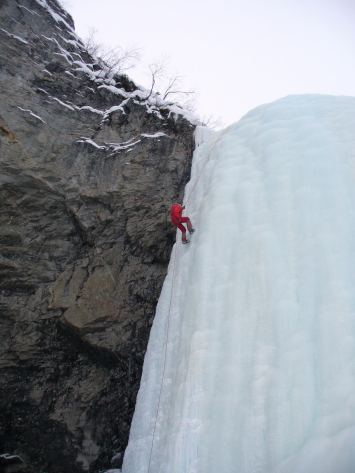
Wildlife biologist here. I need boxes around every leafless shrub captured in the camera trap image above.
[84,27,141,78]
[145,56,168,100]
[198,114,225,129]
[82,30,223,127]
[145,55,196,105]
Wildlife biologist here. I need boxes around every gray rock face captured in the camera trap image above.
[0,1,196,471]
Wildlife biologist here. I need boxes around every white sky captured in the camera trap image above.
[65,0,355,126]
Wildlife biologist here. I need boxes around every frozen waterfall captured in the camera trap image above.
[122,94,355,473]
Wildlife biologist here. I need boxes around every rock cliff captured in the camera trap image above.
[0,0,196,471]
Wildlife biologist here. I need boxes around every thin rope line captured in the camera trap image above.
[147,242,178,473]
[147,125,231,472]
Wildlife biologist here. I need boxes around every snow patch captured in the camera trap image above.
[141,132,169,138]
[18,107,46,123]
[97,84,129,98]
[36,87,49,95]
[1,28,28,44]
[109,139,141,153]
[33,0,78,38]
[77,138,106,149]
[101,100,130,123]
[52,97,75,111]
[24,2,199,131]
[77,106,104,115]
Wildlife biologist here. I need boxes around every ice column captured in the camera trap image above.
[123,95,355,473]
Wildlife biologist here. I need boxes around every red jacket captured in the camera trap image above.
[170,204,182,226]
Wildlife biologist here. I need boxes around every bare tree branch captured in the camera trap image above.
[145,55,169,100]
[198,114,225,129]
[145,56,197,106]
[162,75,181,100]
[82,32,221,126]
[84,28,141,78]
[84,27,101,57]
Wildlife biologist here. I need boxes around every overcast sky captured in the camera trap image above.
[65,0,355,126]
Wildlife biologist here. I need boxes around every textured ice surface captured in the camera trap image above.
[122,95,355,473]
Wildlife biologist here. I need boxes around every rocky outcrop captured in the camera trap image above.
[0,1,196,471]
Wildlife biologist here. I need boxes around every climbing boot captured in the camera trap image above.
[189,229,196,234]
[182,239,190,244]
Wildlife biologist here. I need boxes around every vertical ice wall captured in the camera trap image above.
[122,95,355,473]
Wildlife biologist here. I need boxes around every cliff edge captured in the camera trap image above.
[0,0,196,471]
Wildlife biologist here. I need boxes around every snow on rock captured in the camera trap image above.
[0,28,28,44]
[123,94,355,473]
[0,453,26,471]
[98,84,129,98]
[77,138,107,149]
[76,136,142,153]
[34,0,78,38]
[17,0,199,129]
[77,105,104,115]
[166,103,200,125]
[65,70,75,78]
[102,102,130,121]
[141,132,168,138]
[18,107,46,123]
[108,139,141,153]
[51,97,75,111]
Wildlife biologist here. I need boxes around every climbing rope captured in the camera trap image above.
[147,242,178,473]
[147,125,231,472]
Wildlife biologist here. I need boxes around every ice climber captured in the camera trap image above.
[170,202,195,244]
